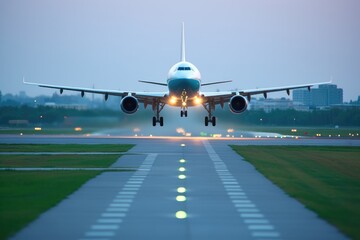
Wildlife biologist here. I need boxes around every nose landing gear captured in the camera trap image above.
[180,89,188,118]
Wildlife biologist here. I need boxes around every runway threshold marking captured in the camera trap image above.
[203,140,281,239]
[81,153,157,240]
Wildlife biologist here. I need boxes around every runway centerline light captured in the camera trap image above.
[179,159,186,163]
[178,174,186,180]
[175,211,187,219]
[180,144,186,147]
[176,195,187,202]
[179,167,186,172]
[177,187,186,193]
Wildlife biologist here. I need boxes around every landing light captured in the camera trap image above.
[169,96,177,105]
[193,96,202,105]
[182,102,187,107]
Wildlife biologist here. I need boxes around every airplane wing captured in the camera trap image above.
[23,80,167,103]
[202,81,331,105]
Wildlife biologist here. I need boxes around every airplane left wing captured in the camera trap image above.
[238,81,332,100]
[202,81,331,104]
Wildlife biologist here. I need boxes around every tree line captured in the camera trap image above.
[0,105,359,127]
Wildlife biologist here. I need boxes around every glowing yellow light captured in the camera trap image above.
[176,195,187,202]
[193,96,202,105]
[179,159,186,163]
[182,102,187,107]
[178,174,186,180]
[74,127,82,132]
[176,128,185,134]
[227,128,234,133]
[177,187,186,193]
[169,96,177,105]
[175,211,187,219]
[34,127,42,131]
[179,167,186,172]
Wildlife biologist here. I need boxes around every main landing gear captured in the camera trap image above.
[203,102,216,126]
[152,100,165,126]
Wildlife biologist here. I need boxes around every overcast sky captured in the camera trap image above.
[0,0,359,101]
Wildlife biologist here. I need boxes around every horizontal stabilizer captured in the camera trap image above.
[201,80,232,86]
[139,80,168,86]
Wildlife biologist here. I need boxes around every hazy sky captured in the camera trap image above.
[0,0,359,101]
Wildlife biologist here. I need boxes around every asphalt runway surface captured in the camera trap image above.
[3,135,359,240]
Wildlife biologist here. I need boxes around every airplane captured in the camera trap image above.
[24,23,330,127]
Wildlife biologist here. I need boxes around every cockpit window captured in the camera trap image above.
[177,67,192,71]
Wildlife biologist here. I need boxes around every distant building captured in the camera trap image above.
[293,84,343,108]
[250,98,293,112]
[44,102,88,110]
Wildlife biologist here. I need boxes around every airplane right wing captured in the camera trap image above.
[23,80,168,105]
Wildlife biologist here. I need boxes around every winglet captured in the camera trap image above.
[181,22,186,62]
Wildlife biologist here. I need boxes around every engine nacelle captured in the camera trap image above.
[229,95,248,114]
[120,96,139,114]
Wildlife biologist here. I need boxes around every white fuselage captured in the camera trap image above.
[167,61,201,100]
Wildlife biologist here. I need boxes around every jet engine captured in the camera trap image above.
[229,95,248,114]
[120,96,139,114]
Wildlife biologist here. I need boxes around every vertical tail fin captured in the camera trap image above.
[181,22,186,62]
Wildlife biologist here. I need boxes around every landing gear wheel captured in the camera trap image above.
[185,111,188,117]
[212,116,216,126]
[152,117,156,126]
[181,111,184,117]
[205,116,209,126]
[160,117,164,126]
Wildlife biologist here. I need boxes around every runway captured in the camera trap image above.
[3,136,357,239]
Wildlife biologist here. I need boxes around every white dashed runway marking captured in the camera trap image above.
[81,153,157,240]
[203,140,281,239]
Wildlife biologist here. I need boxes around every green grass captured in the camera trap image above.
[0,154,122,168]
[230,145,360,239]
[0,144,134,152]
[0,144,134,239]
[0,171,101,239]
[0,128,94,135]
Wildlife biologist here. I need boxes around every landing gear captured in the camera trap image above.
[180,90,188,118]
[180,109,188,117]
[203,102,216,126]
[152,100,165,126]
[204,116,216,126]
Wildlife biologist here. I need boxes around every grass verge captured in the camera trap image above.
[0,155,122,168]
[0,171,101,239]
[230,145,360,239]
[0,144,134,239]
[0,144,134,152]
